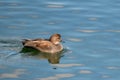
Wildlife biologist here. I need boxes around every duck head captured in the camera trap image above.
[49,34,62,45]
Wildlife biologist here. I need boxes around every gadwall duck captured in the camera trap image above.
[22,34,63,53]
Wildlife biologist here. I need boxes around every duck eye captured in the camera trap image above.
[57,37,60,39]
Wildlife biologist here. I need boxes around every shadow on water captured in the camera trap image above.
[20,47,66,64]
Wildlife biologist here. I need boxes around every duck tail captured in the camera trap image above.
[22,39,30,45]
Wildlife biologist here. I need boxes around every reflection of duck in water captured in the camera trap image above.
[21,47,64,64]
[22,34,63,54]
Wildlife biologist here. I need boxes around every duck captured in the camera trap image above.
[22,34,63,53]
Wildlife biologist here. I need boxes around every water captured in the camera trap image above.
[0,0,120,80]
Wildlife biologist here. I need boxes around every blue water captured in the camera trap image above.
[0,0,120,80]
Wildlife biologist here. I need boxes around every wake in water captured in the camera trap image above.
[0,38,22,60]
[0,38,71,64]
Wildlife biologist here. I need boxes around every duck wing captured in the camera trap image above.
[22,39,52,51]
[22,38,45,45]
[35,41,52,50]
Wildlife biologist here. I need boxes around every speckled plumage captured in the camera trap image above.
[22,34,63,53]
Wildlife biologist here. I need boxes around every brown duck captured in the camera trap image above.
[22,34,63,53]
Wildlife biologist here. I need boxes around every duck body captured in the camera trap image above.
[22,34,63,53]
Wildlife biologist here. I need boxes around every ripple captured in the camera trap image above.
[37,73,74,80]
[52,63,84,68]
[55,73,74,78]
[106,30,120,33]
[79,70,92,74]
[47,4,64,8]
[77,30,99,33]
[28,15,40,19]
[102,75,111,78]
[0,2,21,6]
[106,66,120,70]
[0,38,22,52]
[46,2,65,8]
[88,17,98,21]
[7,26,23,29]
[0,69,26,79]
[67,38,82,42]
[47,22,56,25]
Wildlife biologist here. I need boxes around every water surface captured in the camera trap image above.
[0,0,120,80]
